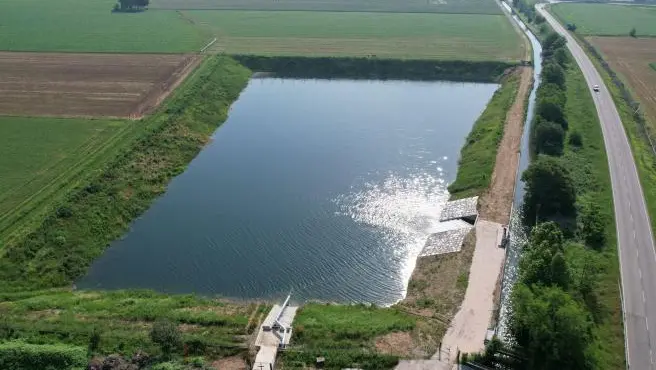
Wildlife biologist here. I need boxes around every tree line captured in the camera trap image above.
[113,0,150,12]
[464,8,613,370]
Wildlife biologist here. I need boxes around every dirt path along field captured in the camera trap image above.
[479,67,533,224]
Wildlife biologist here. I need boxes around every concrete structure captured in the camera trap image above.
[253,295,298,370]
[439,196,479,223]
[420,227,473,256]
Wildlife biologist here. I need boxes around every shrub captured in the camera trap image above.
[150,321,181,358]
[0,341,86,370]
[569,131,583,147]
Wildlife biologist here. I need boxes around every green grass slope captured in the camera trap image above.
[551,3,656,36]
[0,0,206,53]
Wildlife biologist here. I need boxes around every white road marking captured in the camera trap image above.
[639,268,643,279]
[644,291,647,303]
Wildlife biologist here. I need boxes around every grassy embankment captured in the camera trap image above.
[550,3,656,36]
[447,72,521,199]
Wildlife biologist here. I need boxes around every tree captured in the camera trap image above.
[150,320,181,358]
[520,222,570,288]
[576,195,606,249]
[542,62,566,87]
[543,32,566,58]
[535,120,565,156]
[537,99,567,128]
[510,284,594,370]
[567,23,577,32]
[630,27,637,37]
[536,83,566,108]
[522,156,577,223]
[535,14,546,24]
[554,48,569,67]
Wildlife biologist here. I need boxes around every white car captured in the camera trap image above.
[593,85,600,92]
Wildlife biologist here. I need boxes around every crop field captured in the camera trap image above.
[151,0,503,15]
[588,37,656,130]
[185,11,524,61]
[0,0,207,53]
[550,3,656,36]
[0,52,200,117]
[0,116,144,245]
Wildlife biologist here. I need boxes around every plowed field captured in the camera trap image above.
[0,52,200,118]
[588,37,656,127]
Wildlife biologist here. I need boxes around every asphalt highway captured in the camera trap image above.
[538,4,656,369]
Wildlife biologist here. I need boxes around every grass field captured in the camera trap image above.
[0,117,141,247]
[0,0,207,53]
[550,3,656,36]
[151,0,503,15]
[186,11,524,61]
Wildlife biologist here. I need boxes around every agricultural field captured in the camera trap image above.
[0,0,207,53]
[0,116,140,245]
[185,11,524,61]
[150,0,503,15]
[587,36,656,133]
[0,52,200,118]
[550,3,656,36]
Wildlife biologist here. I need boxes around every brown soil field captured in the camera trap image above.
[0,52,201,118]
[587,36,656,127]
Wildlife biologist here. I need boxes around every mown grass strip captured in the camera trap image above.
[448,72,521,199]
[0,56,252,290]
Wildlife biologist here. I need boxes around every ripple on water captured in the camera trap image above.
[334,171,450,303]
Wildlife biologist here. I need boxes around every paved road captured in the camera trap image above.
[538,4,656,369]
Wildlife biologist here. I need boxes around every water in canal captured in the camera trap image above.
[79,77,498,305]
[496,7,543,338]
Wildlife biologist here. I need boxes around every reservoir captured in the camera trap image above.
[79,77,498,305]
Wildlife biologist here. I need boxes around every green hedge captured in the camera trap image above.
[0,341,86,370]
[234,55,512,82]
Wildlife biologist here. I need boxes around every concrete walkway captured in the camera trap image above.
[436,220,505,362]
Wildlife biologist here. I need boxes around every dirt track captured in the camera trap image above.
[479,66,533,224]
[0,52,200,118]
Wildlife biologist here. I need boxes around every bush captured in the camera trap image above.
[577,195,606,249]
[542,62,566,87]
[569,131,583,147]
[630,27,637,38]
[537,99,567,129]
[150,321,181,358]
[0,341,86,370]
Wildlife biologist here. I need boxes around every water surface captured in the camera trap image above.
[80,78,498,305]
